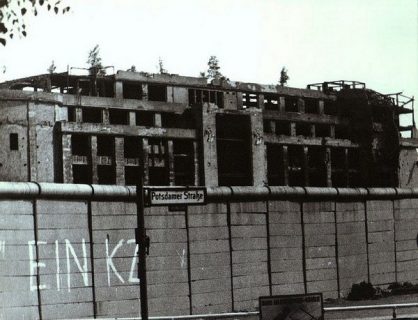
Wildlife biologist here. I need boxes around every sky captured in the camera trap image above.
[0,0,417,106]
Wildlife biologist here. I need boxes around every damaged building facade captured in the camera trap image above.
[0,70,416,188]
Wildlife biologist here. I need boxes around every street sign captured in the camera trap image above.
[145,187,206,206]
[259,293,323,320]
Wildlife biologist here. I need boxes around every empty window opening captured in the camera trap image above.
[136,111,154,127]
[125,166,141,186]
[276,121,291,136]
[188,89,196,106]
[216,92,224,108]
[331,148,347,187]
[296,123,312,137]
[71,135,90,156]
[242,92,258,109]
[161,113,182,128]
[148,138,169,185]
[264,93,280,111]
[335,125,350,140]
[305,98,319,114]
[209,91,216,104]
[109,109,129,125]
[123,82,143,100]
[9,133,18,151]
[196,90,202,104]
[324,100,338,115]
[347,149,361,187]
[68,108,76,122]
[285,97,298,112]
[331,148,346,170]
[173,140,194,186]
[202,90,209,103]
[124,136,141,158]
[316,124,330,138]
[288,146,305,186]
[216,114,252,186]
[97,79,115,98]
[82,108,102,124]
[76,79,91,96]
[73,165,91,184]
[373,168,394,188]
[308,147,326,187]
[348,149,360,170]
[97,136,114,157]
[189,89,224,107]
[348,171,361,187]
[160,111,194,129]
[372,105,390,123]
[263,120,274,133]
[97,165,116,185]
[148,84,167,102]
[266,144,285,186]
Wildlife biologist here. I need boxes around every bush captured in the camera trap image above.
[389,282,418,295]
[347,281,376,300]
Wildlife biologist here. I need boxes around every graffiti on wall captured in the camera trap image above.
[19,238,142,292]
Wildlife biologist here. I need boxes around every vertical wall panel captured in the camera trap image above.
[268,201,304,295]
[188,203,231,314]
[229,202,269,311]
[336,202,368,297]
[367,200,396,286]
[91,201,140,318]
[394,199,418,283]
[36,200,93,320]
[145,206,190,316]
[0,200,39,319]
[303,202,338,299]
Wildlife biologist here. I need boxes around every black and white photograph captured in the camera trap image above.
[0,0,417,319]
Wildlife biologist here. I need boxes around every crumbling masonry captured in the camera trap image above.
[0,71,416,187]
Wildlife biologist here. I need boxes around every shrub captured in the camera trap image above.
[347,281,376,300]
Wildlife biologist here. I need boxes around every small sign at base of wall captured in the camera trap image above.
[144,187,206,206]
[259,293,323,320]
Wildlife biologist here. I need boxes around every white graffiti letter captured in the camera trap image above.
[55,240,61,291]
[28,240,47,291]
[127,239,139,283]
[65,239,89,292]
[106,238,125,286]
[0,240,5,259]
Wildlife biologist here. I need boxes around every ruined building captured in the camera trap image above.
[0,70,416,187]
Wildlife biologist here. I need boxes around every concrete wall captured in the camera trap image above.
[1,184,418,319]
[0,101,29,181]
[0,99,58,183]
[398,148,418,187]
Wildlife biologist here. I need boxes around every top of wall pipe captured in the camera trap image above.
[0,182,418,201]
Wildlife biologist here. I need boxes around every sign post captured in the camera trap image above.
[136,185,205,319]
[136,173,148,320]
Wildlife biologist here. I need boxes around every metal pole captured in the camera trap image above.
[136,171,149,320]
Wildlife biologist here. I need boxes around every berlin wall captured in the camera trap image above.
[1,183,418,319]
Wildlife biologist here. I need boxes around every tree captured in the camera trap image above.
[87,44,105,75]
[47,60,56,74]
[206,55,223,81]
[0,0,70,46]
[279,67,289,86]
[158,57,167,74]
